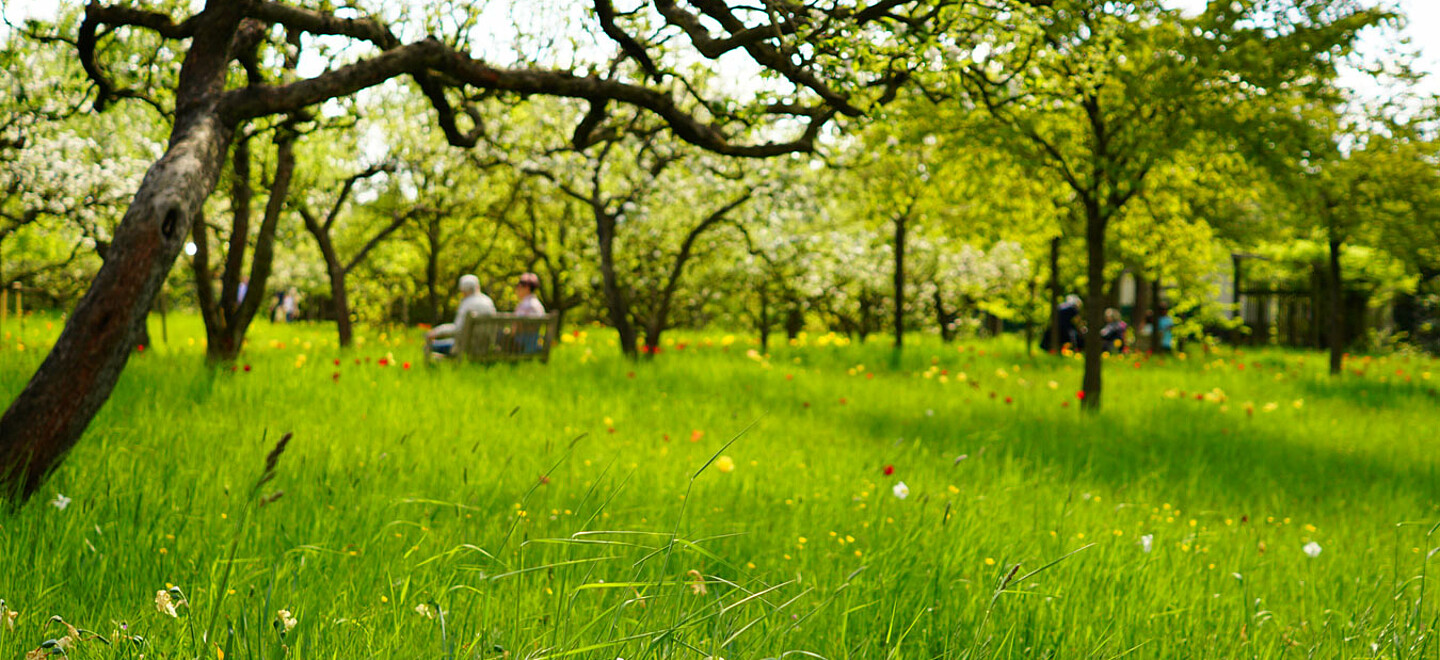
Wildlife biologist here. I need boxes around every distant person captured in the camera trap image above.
[1100,307,1127,353]
[282,287,300,322]
[426,274,496,356]
[1154,304,1175,352]
[271,288,287,323]
[1042,295,1084,352]
[514,273,545,317]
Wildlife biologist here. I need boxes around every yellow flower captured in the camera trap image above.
[714,455,735,473]
[984,557,996,566]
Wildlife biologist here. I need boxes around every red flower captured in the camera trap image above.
[883,465,895,476]
[538,475,550,485]
[802,401,811,408]
[1004,397,1013,404]
[378,358,389,367]
[627,371,635,379]
[662,434,670,442]
[136,344,145,352]
[865,373,874,380]
[402,361,411,370]
[1076,390,1085,400]
[1133,361,1142,369]
[334,359,341,366]
[675,342,687,351]
[838,397,847,405]
[1062,401,1070,408]
[243,364,252,372]
[332,371,340,381]
[785,373,793,381]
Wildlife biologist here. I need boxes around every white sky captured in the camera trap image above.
[4,0,1438,102]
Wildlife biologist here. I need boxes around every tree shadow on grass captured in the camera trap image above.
[844,400,1440,517]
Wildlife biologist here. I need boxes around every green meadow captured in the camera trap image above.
[2,315,1438,659]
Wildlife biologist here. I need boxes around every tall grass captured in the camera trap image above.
[1,314,1437,659]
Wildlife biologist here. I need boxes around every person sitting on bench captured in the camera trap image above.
[512,273,546,353]
[425,274,495,356]
[514,273,545,317]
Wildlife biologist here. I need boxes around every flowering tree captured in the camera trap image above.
[949,0,1382,410]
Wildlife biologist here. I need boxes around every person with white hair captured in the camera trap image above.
[425,274,496,355]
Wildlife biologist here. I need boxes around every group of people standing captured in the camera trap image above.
[1041,295,1174,353]
[425,272,546,356]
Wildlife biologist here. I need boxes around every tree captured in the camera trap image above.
[527,121,758,357]
[2,0,956,498]
[949,0,1381,410]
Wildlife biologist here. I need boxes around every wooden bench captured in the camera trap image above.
[444,313,558,363]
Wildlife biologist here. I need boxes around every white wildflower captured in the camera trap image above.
[892,481,909,500]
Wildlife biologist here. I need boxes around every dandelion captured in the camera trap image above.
[50,493,71,510]
[1140,534,1154,553]
[1303,541,1322,558]
[892,481,909,500]
[714,456,735,473]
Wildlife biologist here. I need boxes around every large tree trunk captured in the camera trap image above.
[1131,273,1150,352]
[757,286,770,351]
[0,4,245,500]
[424,217,443,325]
[892,213,906,350]
[303,212,353,347]
[934,289,956,342]
[1328,236,1344,376]
[1081,205,1106,412]
[1047,236,1061,353]
[785,305,804,340]
[192,130,294,362]
[595,211,637,358]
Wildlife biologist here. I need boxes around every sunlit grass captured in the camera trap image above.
[1,313,1438,659]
